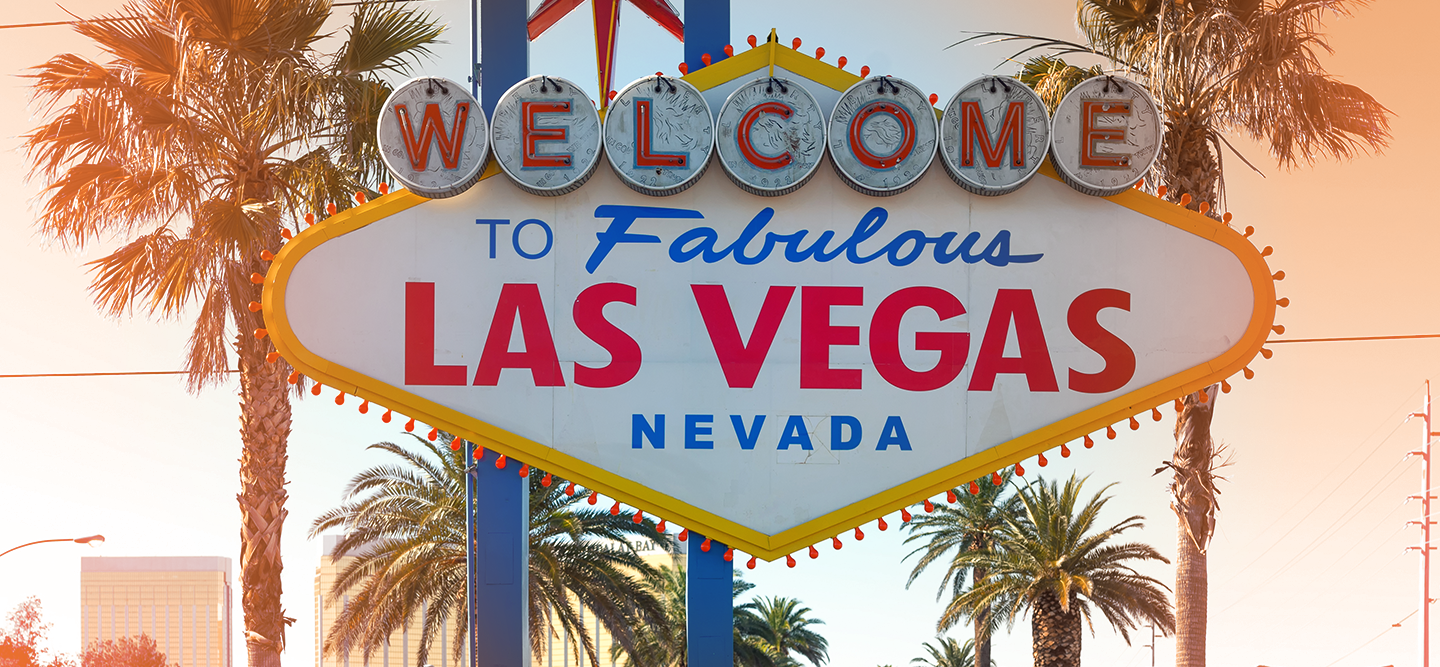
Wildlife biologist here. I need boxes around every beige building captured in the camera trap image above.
[79,556,233,667]
[315,535,679,667]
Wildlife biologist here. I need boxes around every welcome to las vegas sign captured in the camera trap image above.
[261,39,1278,562]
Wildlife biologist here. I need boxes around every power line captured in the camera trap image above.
[0,370,236,379]
[1271,333,1440,344]
[0,1,443,30]
[1321,609,1416,667]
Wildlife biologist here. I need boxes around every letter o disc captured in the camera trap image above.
[1049,75,1162,197]
[604,76,715,196]
[377,77,489,199]
[829,76,938,197]
[715,77,827,197]
[939,76,1051,196]
[491,75,603,196]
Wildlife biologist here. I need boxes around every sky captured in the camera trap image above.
[0,1,1436,667]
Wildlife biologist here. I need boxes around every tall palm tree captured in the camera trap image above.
[902,471,1020,667]
[910,637,991,667]
[310,432,673,666]
[965,4,1390,666]
[24,2,442,666]
[613,565,791,667]
[948,475,1175,667]
[747,597,829,667]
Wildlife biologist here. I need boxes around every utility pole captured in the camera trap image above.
[1142,621,1156,667]
[1406,380,1435,667]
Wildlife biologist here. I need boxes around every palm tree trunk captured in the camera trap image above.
[972,565,990,667]
[1172,386,1217,667]
[235,329,293,667]
[1031,590,1081,667]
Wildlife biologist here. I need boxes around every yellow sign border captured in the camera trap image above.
[263,41,1277,561]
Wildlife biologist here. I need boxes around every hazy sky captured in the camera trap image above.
[1,1,1436,667]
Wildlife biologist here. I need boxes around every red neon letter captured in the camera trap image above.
[968,289,1058,392]
[737,102,794,169]
[693,285,795,389]
[393,103,470,171]
[870,287,969,392]
[1080,99,1132,168]
[960,100,1026,168]
[522,100,573,169]
[573,283,642,388]
[405,282,467,385]
[801,286,863,389]
[1068,289,1136,393]
[474,283,565,387]
[634,99,688,168]
[848,101,915,170]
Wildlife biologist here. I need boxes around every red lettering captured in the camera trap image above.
[870,287,968,392]
[693,285,795,389]
[404,282,467,385]
[573,283,642,388]
[394,103,470,171]
[801,286,863,389]
[737,102,794,169]
[1080,99,1132,168]
[960,100,1026,168]
[634,99,688,168]
[967,289,1058,392]
[1068,289,1135,393]
[849,101,915,170]
[522,101,573,169]
[474,284,565,387]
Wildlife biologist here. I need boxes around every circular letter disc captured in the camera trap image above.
[604,76,715,196]
[491,75,603,196]
[377,77,489,199]
[939,76,1052,196]
[1049,75,1162,197]
[829,76,938,197]
[715,77,827,197]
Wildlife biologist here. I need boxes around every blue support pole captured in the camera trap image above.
[686,534,733,667]
[466,449,530,667]
[683,0,730,73]
[477,0,530,115]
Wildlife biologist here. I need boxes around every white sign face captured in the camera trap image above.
[829,76,938,196]
[715,77,827,196]
[377,77,489,199]
[1049,75,1162,197]
[269,159,1273,559]
[604,76,714,196]
[491,76,603,196]
[939,76,1051,197]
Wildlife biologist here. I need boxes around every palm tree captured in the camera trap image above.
[910,637,991,667]
[310,432,673,666]
[902,471,1020,667]
[746,597,829,666]
[964,5,1390,666]
[614,566,796,667]
[24,2,442,666]
[947,475,1174,667]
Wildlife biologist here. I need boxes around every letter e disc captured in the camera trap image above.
[829,76,938,197]
[491,75,603,196]
[939,76,1051,196]
[1049,75,1162,197]
[378,77,489,199]
[604,76,715,196]
[715,77,827,197]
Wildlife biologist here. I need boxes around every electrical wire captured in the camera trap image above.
[1270,333,1440,344]
[1320,609,1416,667]
[0,0,444,30]
[0,370,235,378]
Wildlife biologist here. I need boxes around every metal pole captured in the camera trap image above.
[686,534,733,667]
[683,0,730,73]
[466,448,529,667]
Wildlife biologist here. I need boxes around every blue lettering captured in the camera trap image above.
[512,219,552,259]
[632,414,665,449]
[588,205,703,273]
[777,415,813,450]
[475,219,511,258]
[830,416,862,451]
[876,416,912,451]
[685,414,714,449]
[843,207,890,264]
[731,415,765,450]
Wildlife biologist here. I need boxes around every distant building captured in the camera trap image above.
[79,556,233,667]
[316,535,680,667]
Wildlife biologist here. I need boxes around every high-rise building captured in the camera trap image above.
[79,556,233,667]
[534,543,680,667]
[314,535,469,667]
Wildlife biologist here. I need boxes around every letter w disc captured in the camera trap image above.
[378,77,490,199]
